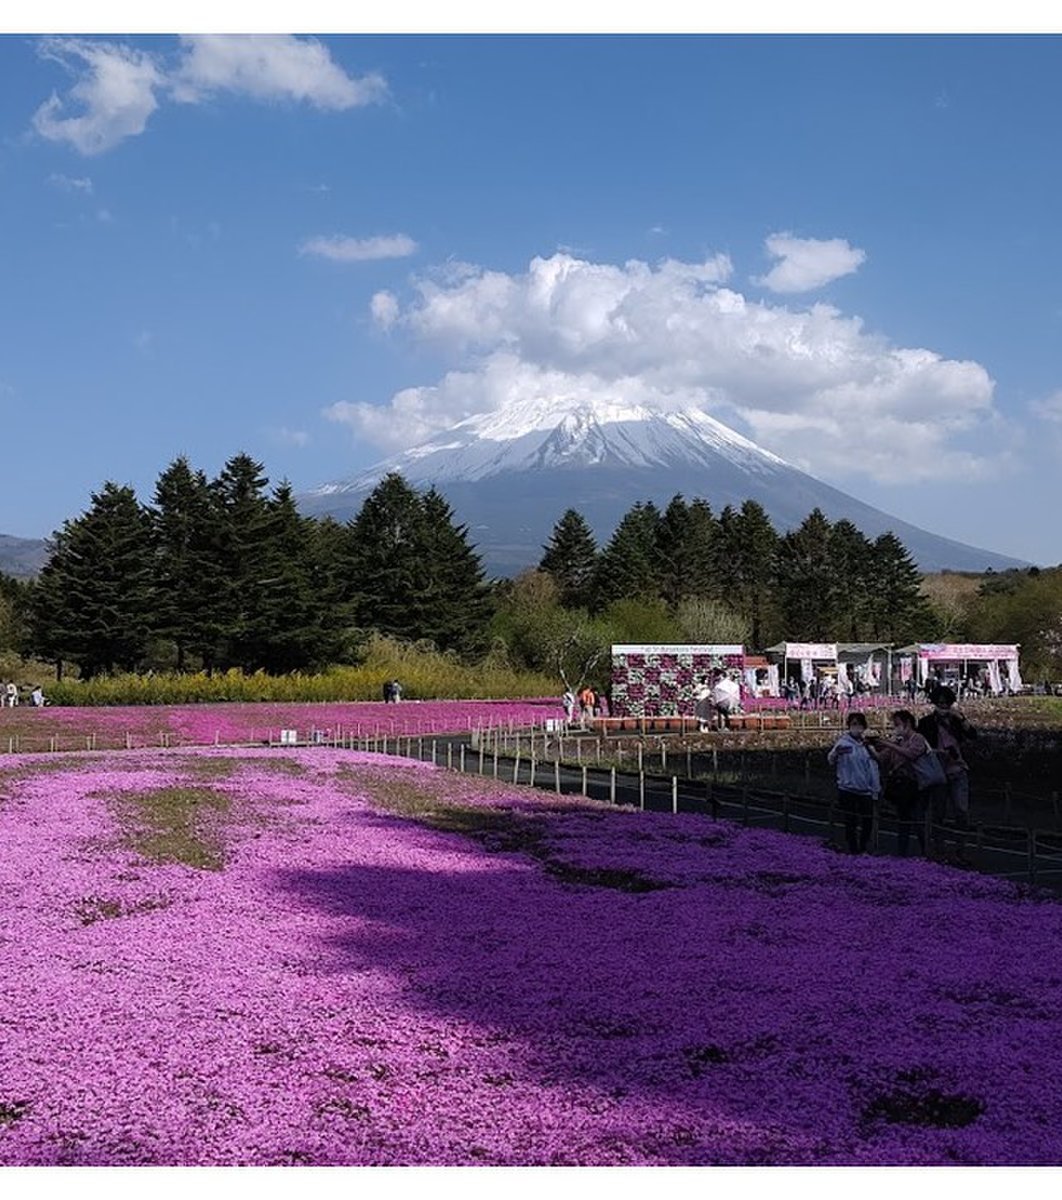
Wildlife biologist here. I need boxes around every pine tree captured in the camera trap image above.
[305,516,363,664]
[774,508,835,640]
[247,483,338,672]
[539,509,598,609]
[346,473,433,640]
[730,500,780,649]
[868,531,933,642]
[592,501,663,607]
[150,456,226,671]
[685,499,720,599]
[655,496,694,610]
[826,519,876,641]
[419,488,493,655]
[30,483,154,678]
[714,505,743,600]
[210,453,278,672]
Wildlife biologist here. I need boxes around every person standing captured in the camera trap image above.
[711,671,741,730]
[827,712,881,854]
[917,687,976,861]
[562,688,576,724]
[871,710,939,857]
[5,681,18,708]
[693,676,713,732]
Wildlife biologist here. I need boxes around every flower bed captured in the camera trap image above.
[0,699,561,753]
[1,746,1060,1165]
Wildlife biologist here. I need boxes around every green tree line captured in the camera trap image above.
[533,498,932,651]
[1,460,957,687]
[13,456,489,679]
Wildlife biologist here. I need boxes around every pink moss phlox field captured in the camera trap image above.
[0,699,562,749]
[2,746,1061,1165]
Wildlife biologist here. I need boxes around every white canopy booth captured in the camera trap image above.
[896,643,1022,697]
[766,642,839,691]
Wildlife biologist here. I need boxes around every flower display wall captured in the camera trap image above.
[611,647,744,717]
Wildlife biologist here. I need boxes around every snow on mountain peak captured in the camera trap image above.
[313,394,788,496]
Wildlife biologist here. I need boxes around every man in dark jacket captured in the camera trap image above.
[917,686,977,858]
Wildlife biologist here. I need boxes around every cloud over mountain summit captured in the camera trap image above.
[327,249,1001,485]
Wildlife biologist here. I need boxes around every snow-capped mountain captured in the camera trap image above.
[314,398,789,493]
[302,397,1025,577]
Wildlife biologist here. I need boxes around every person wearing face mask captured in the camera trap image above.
[827,712,881,854]
[917,687,977,862]
[870,709,943,858]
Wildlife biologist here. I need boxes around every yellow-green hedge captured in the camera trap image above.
[44,637,557,706]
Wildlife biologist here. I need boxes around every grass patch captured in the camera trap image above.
[109,785,232,870]
[254,757,308,778]
[0,1100,30,1126]
[73,894,171,925]
[173,756,241,783]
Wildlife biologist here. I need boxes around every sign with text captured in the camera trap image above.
[781,643,837,660]
[611,644,744,657]
[917,644,1019,661]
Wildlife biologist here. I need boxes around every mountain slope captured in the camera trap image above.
[302,398,1026,577]
[0,534,48,579]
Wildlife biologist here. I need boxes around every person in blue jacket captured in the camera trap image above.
[827,711,882,854]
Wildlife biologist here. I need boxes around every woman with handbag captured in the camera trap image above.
[870,710,946,858]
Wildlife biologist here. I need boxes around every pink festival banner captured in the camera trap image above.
[917,644,1019,661]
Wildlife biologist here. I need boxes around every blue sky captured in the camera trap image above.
[1,32,1061,563]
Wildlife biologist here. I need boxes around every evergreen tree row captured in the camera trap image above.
[539,497,931,647]
[29,459,491,678]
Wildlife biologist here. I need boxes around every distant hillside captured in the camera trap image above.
[0,534,48,579]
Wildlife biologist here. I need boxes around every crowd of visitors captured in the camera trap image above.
[562,686,611,724]
[828,686,976,861]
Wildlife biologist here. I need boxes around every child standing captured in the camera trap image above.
[827,711,881,854]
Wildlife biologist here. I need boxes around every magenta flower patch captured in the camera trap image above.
[0,746,1060,1166]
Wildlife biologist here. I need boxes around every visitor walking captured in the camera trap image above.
[562,689,576,724]
[4,681,18,708]
[917,687,976,862]
[577,685,596,724]
[827,712,881,854]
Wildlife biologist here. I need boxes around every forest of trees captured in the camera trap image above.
[0,454,1003,685]
[7,455,489,679]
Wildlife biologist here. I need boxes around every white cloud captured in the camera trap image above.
[172,35,386,110]
[347,249,1002,484]
[300,234,417,263]
[1030,390,1062,423]
[47,172,94,194]
[754,232,866,294]
[370,290,400,328]
[33,38,164,156]
[31,35,385,156]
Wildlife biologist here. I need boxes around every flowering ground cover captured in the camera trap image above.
[0,698,561,753]
[1,745,1061,1165]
